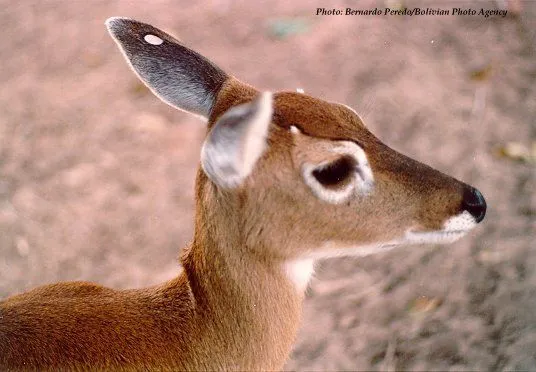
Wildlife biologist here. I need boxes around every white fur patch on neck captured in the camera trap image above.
[284,258,315,294]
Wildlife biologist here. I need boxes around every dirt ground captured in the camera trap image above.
[1,0,535,370]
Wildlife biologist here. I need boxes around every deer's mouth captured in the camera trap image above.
[404,211,477,245]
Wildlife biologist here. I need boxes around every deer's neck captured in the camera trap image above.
[178,174,304,369]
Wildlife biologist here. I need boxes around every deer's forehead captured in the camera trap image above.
[273,92,368,140]
[210,85,372,145]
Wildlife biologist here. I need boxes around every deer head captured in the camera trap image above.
[106,17,486,287]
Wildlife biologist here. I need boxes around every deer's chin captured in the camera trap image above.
[300,212,478,261]
[404,210,477,245]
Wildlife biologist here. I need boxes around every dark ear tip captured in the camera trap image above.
[105,17,137,35]
[105,16,127,28]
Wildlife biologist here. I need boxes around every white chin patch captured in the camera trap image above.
[405,211,477,244]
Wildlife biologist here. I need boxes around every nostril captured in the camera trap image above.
[462,187,487,223]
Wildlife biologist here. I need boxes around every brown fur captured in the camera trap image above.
[1,43,478,372]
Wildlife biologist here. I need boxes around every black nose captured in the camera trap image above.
[462,187,486,223]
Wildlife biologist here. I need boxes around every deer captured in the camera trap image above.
[0,17,487,371]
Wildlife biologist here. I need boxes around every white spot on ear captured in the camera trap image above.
[290,125,300,134]
[296,88,305,94]
[144,34,163,45]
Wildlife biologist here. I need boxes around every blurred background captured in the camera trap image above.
[1,0,534,370]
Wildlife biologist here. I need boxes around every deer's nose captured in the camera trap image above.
[462,186,486,223]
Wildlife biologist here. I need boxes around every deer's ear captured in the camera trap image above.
[201,92,273,189]
[106,17,228,118]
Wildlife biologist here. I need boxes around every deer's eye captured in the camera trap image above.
[312,156,356,189]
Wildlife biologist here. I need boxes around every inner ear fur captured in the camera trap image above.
[201,92,274,189]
